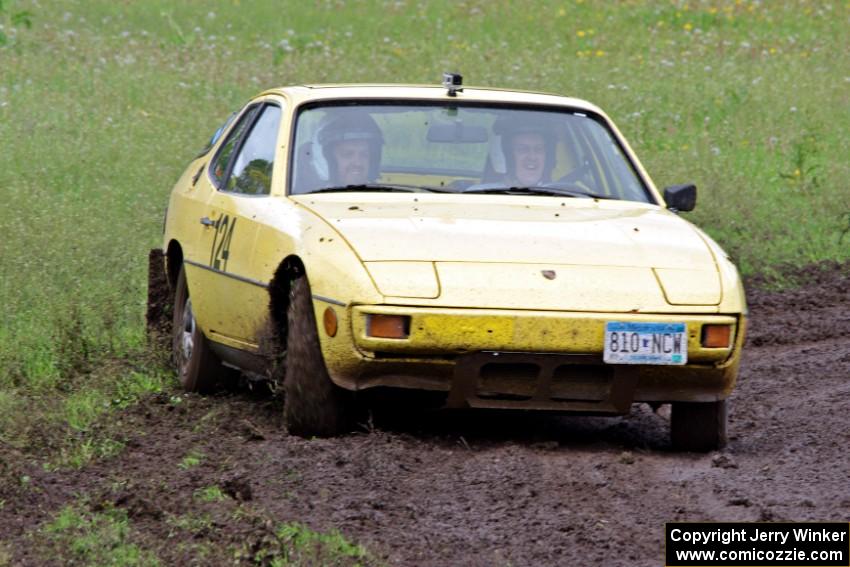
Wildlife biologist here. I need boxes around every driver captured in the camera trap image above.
[317,112,384,186]
[493,116,556,186]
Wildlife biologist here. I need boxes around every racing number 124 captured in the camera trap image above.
[210,214,237,272]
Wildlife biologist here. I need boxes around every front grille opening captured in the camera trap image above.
[480,363,539,380]
[476,392,533,401]
[550,364,612,401]
[476,362,539,399]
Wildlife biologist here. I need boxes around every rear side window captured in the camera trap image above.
[197,111,237,157]
[225,105,282,195]
[209,105,259,188]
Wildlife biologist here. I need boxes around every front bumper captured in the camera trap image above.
[315,302,746,410]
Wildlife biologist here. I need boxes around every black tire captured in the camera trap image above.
[670,400,728,452]
[172,265,226,393]
[283,277,351,437]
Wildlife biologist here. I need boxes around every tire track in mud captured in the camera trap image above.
[2,264,849,566]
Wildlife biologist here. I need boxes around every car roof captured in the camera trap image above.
[259,84,605,115]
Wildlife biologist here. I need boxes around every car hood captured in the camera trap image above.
[292,194,722,310]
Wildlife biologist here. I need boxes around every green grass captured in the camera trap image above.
[164,511,214,538]
[39,503,159,566]
[178,450,204,470]
[49,437,125,471]
[193,485,227,503]
[244,521,373,567]
[30,502,375,566]
[0,0,847,559]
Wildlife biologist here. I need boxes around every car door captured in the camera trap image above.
[188,101,283,348]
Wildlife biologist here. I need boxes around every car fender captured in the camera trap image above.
[252,198,383,306]
[691,224,747,316]
[249,198,383,387]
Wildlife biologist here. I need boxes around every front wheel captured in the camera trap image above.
[283,277,352,437]
[172,265,227,393]
[670,400,728,452]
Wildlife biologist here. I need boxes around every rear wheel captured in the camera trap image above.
[670,400,727,452]
[283,277,351,437]
[172,265,226,393]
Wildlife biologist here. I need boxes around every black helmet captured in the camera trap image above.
[493,114,556,180]
[317,111,384,182]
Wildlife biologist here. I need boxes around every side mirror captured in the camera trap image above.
[663,183,697,212]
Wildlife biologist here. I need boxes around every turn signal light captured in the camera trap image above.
[701,324,732,348]
[323,307,338,337]
[367,314,410,339]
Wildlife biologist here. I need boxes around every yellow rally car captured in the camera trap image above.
[148,75,746,451]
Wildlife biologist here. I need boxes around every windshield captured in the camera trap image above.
[290,102,651,203]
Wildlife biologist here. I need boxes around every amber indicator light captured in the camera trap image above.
[323,307,338,337]
[701,324,731,348]
[367,314,410,339]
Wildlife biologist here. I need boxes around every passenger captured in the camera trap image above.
[493,116,556,187]
[316,112,384,186]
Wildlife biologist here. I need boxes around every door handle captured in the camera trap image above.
[200,216,215,227]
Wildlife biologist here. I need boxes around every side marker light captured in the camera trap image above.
[323,307,338,337]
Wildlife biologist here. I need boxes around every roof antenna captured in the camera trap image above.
[442,72,463,97]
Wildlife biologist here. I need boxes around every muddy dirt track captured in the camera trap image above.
[2,264,850,566]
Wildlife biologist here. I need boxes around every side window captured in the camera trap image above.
[197,111,237,157]
[209,105,259,188]
[226,105,282,195]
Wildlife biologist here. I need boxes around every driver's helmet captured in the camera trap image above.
[316,111,384,182]
[492,114,557,181]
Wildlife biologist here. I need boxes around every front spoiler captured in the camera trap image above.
[446,351,638,414]
[329,304,746,404]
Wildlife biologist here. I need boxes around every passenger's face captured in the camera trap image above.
[511,133,546,186]
[332,140,371,185]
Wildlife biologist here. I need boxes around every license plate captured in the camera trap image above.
[603,322,687,365]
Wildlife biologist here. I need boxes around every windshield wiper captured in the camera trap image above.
[542,184,614,200]
[462,183,613,200]
[310,183,449,194]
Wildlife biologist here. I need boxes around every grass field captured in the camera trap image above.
[0,0,848,560]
